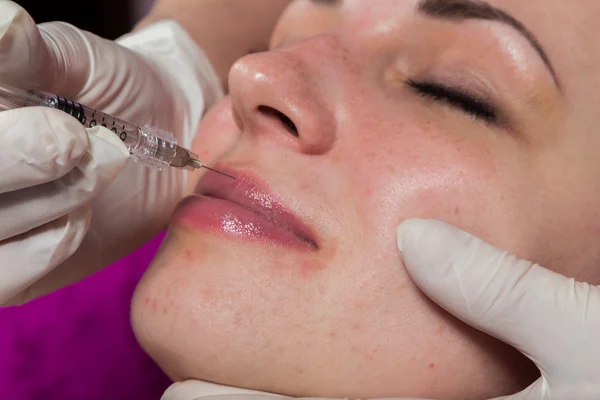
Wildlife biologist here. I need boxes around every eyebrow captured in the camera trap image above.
[418,0,560,88]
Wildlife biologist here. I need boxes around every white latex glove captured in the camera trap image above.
[161,381,282,400]
[0,1,223,305]
[161,220,599,400]
[160,378,424,400]
[397,219,600,400]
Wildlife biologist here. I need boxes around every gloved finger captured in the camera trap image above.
[0,119,130,240]
[194,398,433,400]
[397,219,600,381]
[0,107,88,193]
[0,0,140,104]
[193,396,431,400]
[191,396,289,400]
[163,381,433,400]
[0,1,65,90]
[161,381,284,400]
[37,16,166,113]
[0,0,91,94]
[0,1,41,84]
[192,397,433,400]
[0,204,91,304]
[490,380,545,400]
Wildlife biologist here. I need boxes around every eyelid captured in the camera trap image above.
[418,69,499,106]
[408,79,497,122]
[413,69,511,120]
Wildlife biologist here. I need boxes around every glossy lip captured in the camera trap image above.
[176,166,318,249]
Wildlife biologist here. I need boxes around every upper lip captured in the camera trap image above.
[194,167,318,248]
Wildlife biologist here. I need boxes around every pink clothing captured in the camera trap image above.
[0,233,171,400]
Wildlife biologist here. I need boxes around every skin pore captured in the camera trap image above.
[131,0,600,399]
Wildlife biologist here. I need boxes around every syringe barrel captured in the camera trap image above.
[0,85,177,169]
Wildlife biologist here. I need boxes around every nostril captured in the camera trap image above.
[258,105,299,137]
[278,113,299,137]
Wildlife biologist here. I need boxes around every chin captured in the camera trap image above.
[129,225,309,392]
[131,228,537,400]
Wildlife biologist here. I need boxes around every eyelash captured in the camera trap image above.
[407,80,498,124]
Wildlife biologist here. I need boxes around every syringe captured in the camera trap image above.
[0,84,234,178]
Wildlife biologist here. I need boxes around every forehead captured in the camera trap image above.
[469,0,600,104]
[281,0,600,105]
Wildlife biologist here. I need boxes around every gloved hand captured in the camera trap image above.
[0,0,223,305]
[160,220,599,400]
[397,219,600,400]
[161,380,281,400]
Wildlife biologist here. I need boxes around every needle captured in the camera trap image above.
[202,165,237,179]
[186,158,236,179]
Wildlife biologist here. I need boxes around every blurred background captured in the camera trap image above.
[1,1,175,399]
[15,0,155,39]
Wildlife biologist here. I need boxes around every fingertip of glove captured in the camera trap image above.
[87,126,130,156]
[397,218,426,254]
[0,1,32,36]
[85,126,130,176]
[397,218,451,255]
[397,219,468,277]
[0,1,25,17]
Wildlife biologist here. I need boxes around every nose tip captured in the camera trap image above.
[228,51,336,155]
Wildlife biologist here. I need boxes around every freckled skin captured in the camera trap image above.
[132,1,600,399]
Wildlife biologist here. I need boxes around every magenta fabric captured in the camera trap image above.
[0,233,171,400]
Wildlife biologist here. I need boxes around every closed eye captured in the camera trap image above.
[407,80,498,124]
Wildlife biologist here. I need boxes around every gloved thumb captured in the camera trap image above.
[396,219,600,385]
[85,125,130,178]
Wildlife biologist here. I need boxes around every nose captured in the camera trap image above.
[228,43,338,155]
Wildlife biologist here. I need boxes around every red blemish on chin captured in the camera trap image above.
[350,322,362,330]
[429,363,435,368]
[454,206,460,215]
[435,324,447,335]
[144,296,150,305]
[162,306,169,315]
[201,286,215,299]
[298,259,326,279]
[233,313,242,325]
[184,247,193,261]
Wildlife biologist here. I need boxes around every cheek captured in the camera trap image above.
[346,121,538,262]
[356,139,495,231]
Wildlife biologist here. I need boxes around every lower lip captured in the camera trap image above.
[172,195,313,249]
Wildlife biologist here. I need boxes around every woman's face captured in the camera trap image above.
[132,0,600,399]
